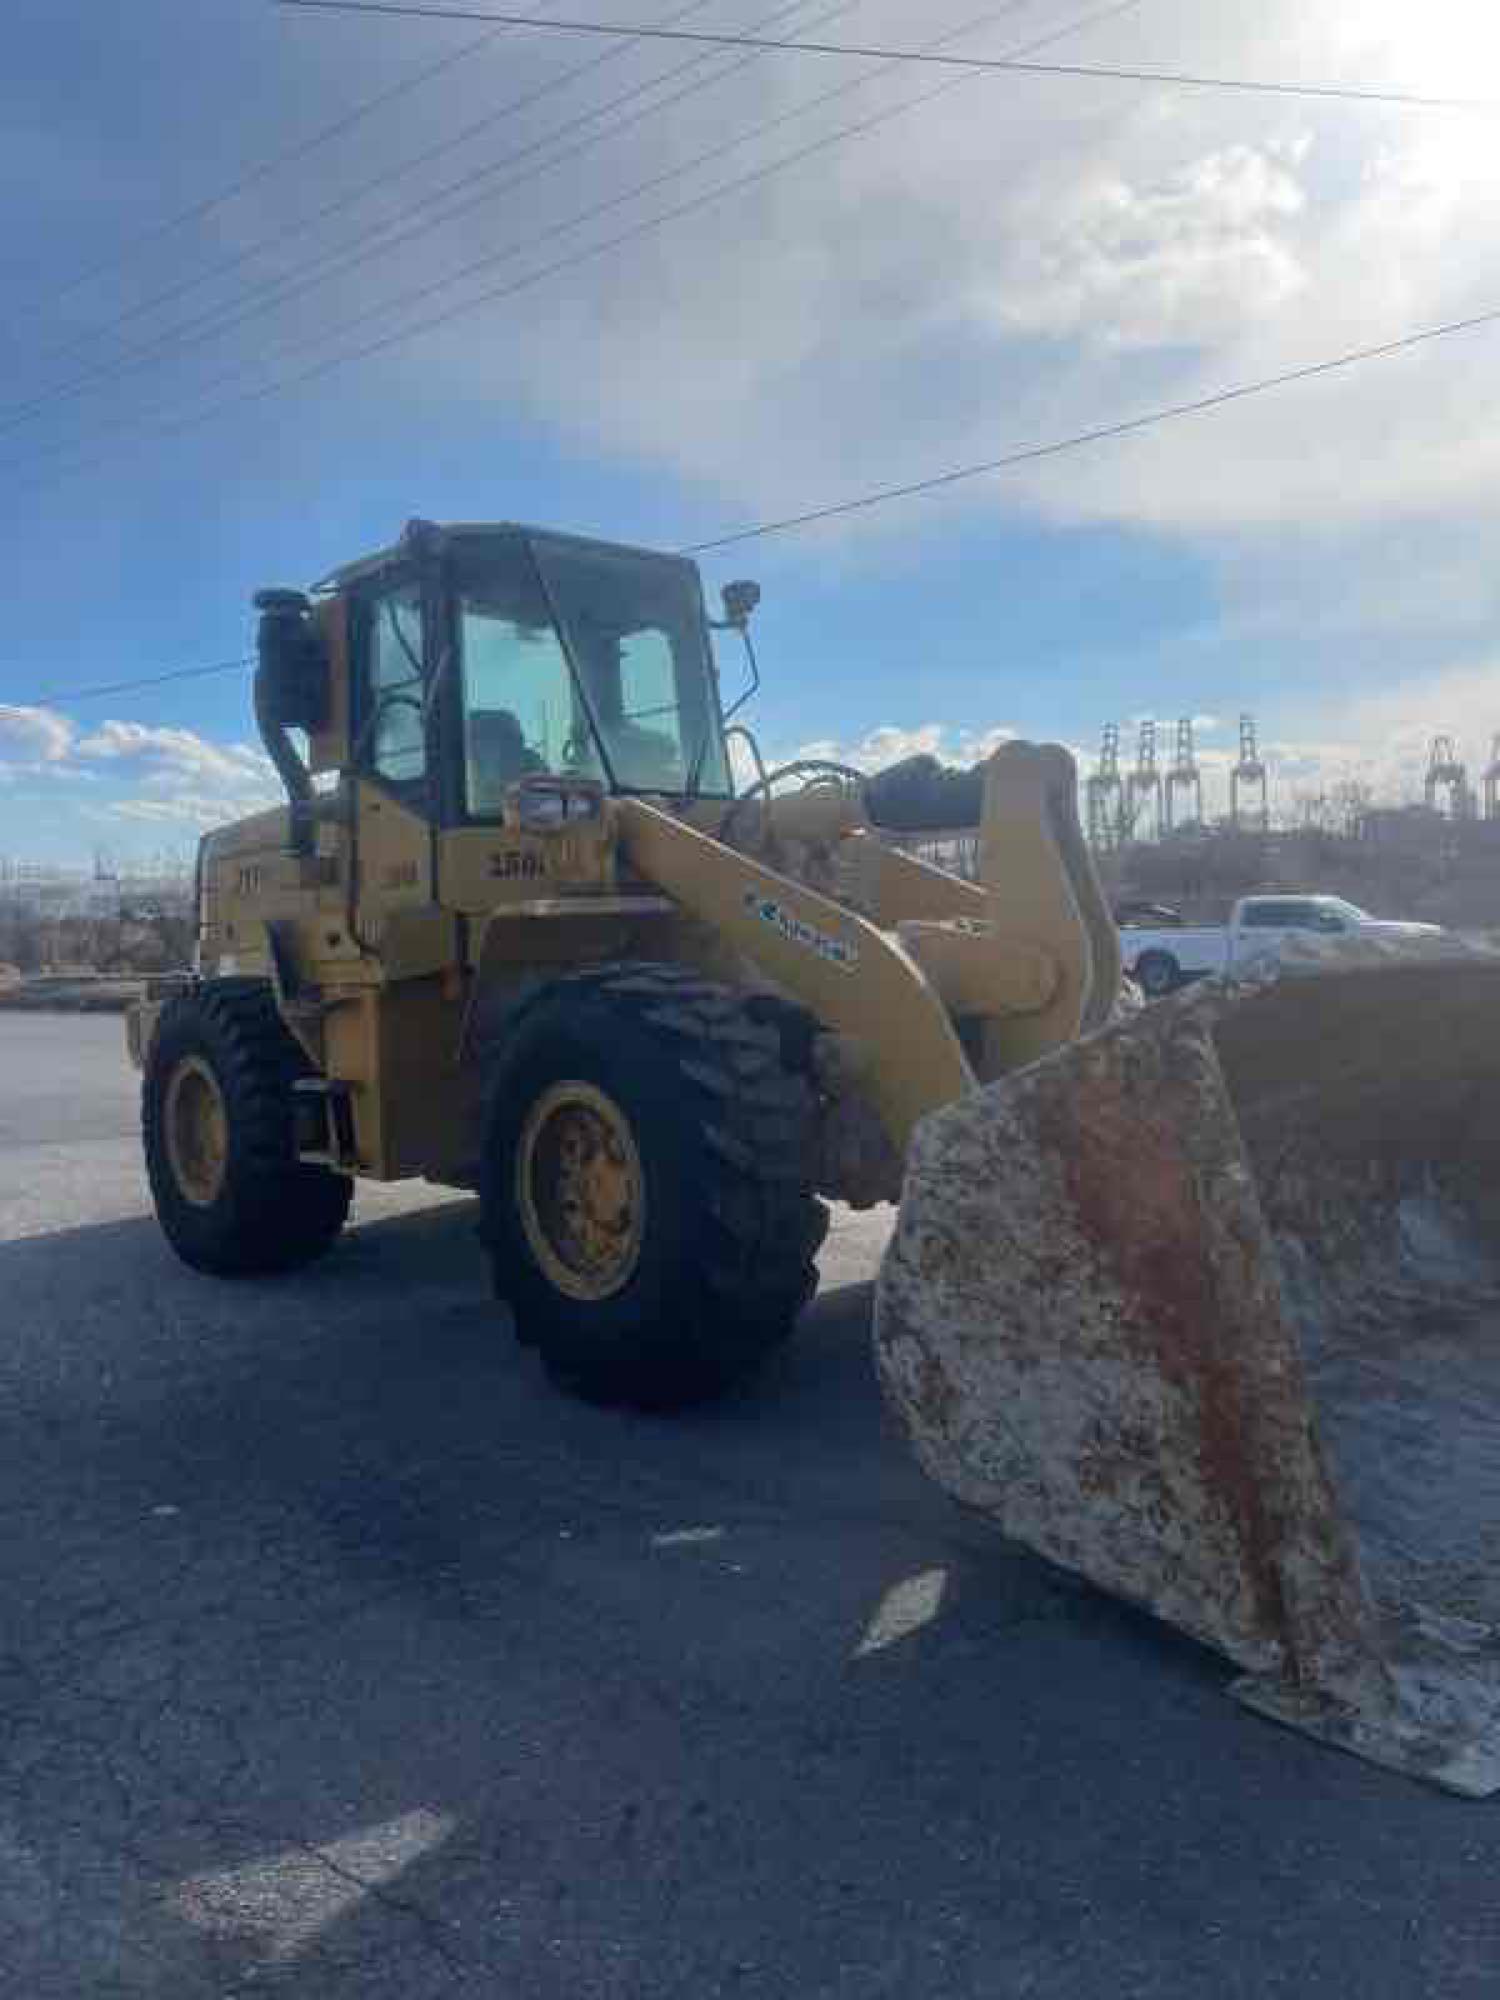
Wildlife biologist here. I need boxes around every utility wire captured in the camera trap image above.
[10,20,514,331]
[15,9,1493,703]
[8,0,1132,709]
[7,0,1132,481]
[277,0,1499,113]
[27,0,1470,431]
[0,0,851,439]
[24,0,721,391]
[682,303,1500,550]
[12,659,253,711]
[21,295,1500,710]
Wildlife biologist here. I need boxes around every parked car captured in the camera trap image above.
[1118,893,1444,997]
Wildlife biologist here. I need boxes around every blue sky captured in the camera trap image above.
[5,0,1500,859]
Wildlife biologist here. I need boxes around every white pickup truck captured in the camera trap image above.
[1119,894,1443,997]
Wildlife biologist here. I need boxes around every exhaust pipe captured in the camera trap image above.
[253,587,326,856]
[876,933,1500,1794]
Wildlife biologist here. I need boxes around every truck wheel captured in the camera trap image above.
[1134,950,1180,999]
[480,964,829,1410]
[143,980,352,1276]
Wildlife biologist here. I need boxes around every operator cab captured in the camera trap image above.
[319,521,736,824]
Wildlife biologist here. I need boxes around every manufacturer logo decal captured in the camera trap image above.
[743,889,859,970]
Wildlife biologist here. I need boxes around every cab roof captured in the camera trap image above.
[315,521,700,593]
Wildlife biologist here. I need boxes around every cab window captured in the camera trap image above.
[453,539,590,817]
[620,629,679,729]
[360,582,427,789]
[530,533,729,796]
[459,606,579,815]
[450,532,730,813]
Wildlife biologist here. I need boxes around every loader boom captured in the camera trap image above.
[615,738,1119,1151]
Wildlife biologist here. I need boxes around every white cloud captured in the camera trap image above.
[0,711,280,847]
[329,1,1500,561]
[66,720,281,832]
[0,705,74,769]
[83,724,284,832]
[75,720,275,791]
[1271,659,1500,807]
[790,720,1015,771]
[990,144,1307,353]
[9,0,1500,663]
[13,0,1500,570]
[105,792,279,827]
[13,1,1500,855]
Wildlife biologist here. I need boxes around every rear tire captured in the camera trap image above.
[1134,949,1180,999]
[143,980,352,1276]
[480,963,828,1410]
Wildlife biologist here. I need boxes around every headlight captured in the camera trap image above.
[510,776,605,830]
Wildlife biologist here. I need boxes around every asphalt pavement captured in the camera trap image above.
[2,1012,1497,1997]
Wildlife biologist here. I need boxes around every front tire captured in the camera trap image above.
[480,964,828,1410]
[143,980,352,1276]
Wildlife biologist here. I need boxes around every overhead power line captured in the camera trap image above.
[277,0,1499,113]
[22,295,1500,710]
[7,0,1126,481]
[0,0,858,439]
[12,19,514,330]
[681,302,1500,550]
[14,659,253,711]
[27,0,738,390]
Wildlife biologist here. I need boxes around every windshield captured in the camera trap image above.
[528,532,730,797]
[454,533,730,811]
[1323,897,1373,923]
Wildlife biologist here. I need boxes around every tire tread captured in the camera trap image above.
[480,961,828,1408]
[143,979,352,1276]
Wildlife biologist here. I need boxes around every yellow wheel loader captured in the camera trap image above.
[128,515,1120,1406]
[128,517,1500,1792]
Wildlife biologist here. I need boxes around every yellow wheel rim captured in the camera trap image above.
[516,1080,646,1302]
[164,1054,230,1208]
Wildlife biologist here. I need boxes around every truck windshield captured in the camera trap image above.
[454,532,731,815]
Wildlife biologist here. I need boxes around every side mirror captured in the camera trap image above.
[720,579,761,629]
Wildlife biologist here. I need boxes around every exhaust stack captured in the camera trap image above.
[252,587,326,856]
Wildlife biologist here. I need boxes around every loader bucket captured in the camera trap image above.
[875,934,1500,1795]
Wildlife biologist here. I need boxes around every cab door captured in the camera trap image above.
[349,572,437,932]
[337,572,473,1179]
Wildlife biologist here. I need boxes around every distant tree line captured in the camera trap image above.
[0,907,194,978]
